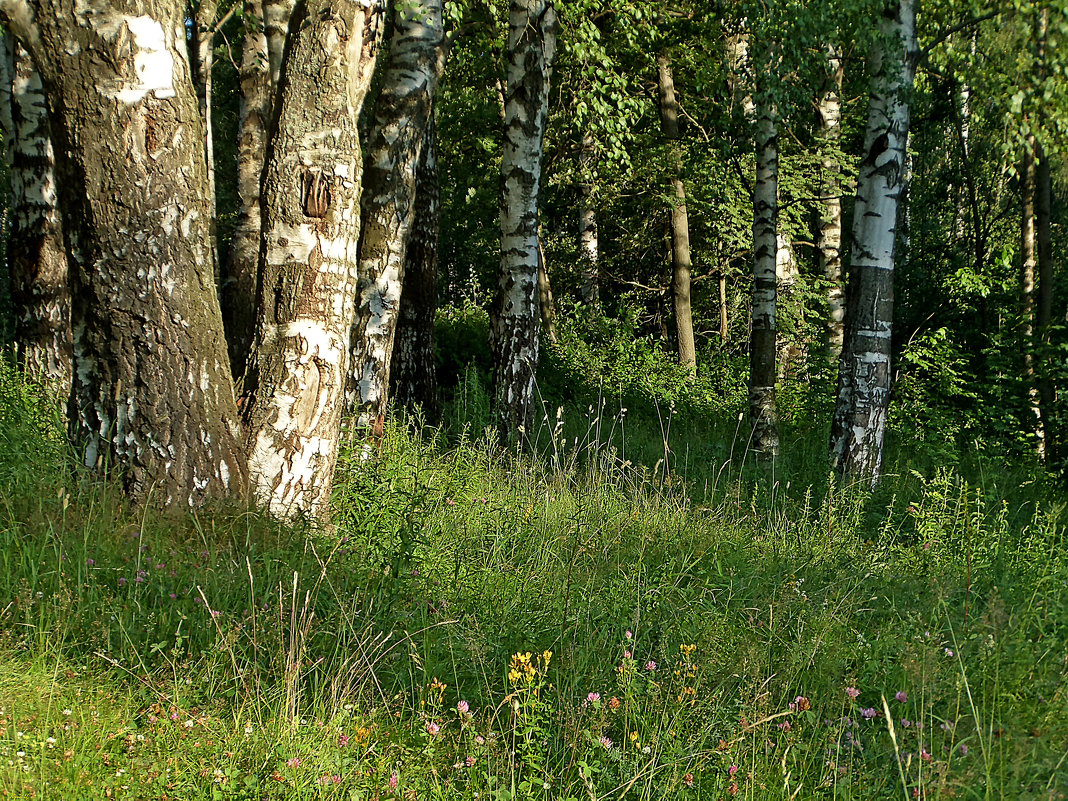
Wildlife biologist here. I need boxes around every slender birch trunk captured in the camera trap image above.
[242,0,383,518]
[830,0,918,487]
[223,0,270,378]
[656,51,697,371]
[492,0,557,441]
[1036,140,1054,462]
[390,114,441,421]
[0,37,71,394]
[537,228,558,344]
[265,0,296,93]
[348,0,446,430]
[817,43,845,357]
[577,131,599,308]
[192,0,218,244]
[6,0,247,506]
[1020,135,1045,459]
[750,95,779,456]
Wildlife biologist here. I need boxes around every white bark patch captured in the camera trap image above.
[96,15,177,104]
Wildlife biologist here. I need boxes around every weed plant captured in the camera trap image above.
[0,356,1065,800]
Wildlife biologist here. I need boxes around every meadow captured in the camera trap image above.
[0,353,1066,800]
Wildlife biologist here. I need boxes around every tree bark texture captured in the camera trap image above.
[817,43,845,358]
[1036,140,1054,462]
[192,0,218,257]
[656,51,696,371]
[389,114,440,420]
[242,0,382,519]
[223,0,270,379]
[0,36,71,394]
[577,131,599,307]
[8,0,248,506]
[492,0,557,441]
[537,227,557,344]
[265,0,296,94]
[750,98,779,456]
[830,0,917,487]
[348,0,446,430]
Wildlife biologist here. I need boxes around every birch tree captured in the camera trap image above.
[348,0,446,431]
[655,50,697,371]
[390,115,441,420]
[242,0,382,518]
[491,0,557,440]
[829,0,918,486]
[3,0,249,506]
[0,36,71,394]
[817,43,845,358]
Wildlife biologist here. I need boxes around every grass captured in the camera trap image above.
[0,358,1066,800]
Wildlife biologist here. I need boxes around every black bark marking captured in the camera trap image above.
[301,170,332,217]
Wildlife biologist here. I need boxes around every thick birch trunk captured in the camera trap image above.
[577,131,599,307]
[817,43,845,357]
[656,51,697,371]
[242,0,382,519]
[348,0,445,430]
[389,114,441,420]
[8,0,247,506]
[750,100,779,456]
[830,0,917,487]
[492,0,557,441]
[1020,136,1045,459]
[222,0,270,378]
[0,37,71,394]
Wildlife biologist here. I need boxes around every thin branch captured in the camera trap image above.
[922,10,999,57]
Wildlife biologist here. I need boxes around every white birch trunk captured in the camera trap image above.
[830,0,918,486]
[243,0,383,519]
[348,0,446,430]
[0,36,72,395]
[817,43,845,357]
[750,97,779,455]
[223,0,270,377]
[491,0,557,440]
[5,0,249,506]
[577,131,599,307]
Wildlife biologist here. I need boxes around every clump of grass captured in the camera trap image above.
[1,363,1066,799]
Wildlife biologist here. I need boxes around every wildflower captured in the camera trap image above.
[599,736,613,749]
[475,735,485,746]
[388,772,399,790]
[457,700,470,715]
[728,781,739,795]
[645,661,657,671]
[244,722,253,736]
[445,497,456,506]
[845,686,860,699]
[183,719,195,728]
[608,696,621,710]
[118,577,127,586]
[920,748,932,762]
[586,692,601,705]
[62,709,72,717]
[683,772,694,787]
[728,765,738,777]
[940,720,955,731]
[901,719,911,727]
[959,744,968,756]
[625,630,632,639]
[465,756,476,767]
[426,721,440,736]
[623,650,632,659]
[895,691,908,703]
[86,559,95,566]
[338,734,350,747]
[286,757,300,768]
[944,648,954,657]
[778,721,792,731]
[789,695,810,712]
[923,542,931,551]
[169,593,177,599]
[861,708,877,720]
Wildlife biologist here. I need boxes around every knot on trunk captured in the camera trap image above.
[301,171,332,218]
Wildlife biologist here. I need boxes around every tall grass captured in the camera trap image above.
[0,359,1065,799]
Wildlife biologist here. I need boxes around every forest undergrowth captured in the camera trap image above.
[0,357,1066,800]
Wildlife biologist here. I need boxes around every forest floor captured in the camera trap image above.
[0,362,1066,800]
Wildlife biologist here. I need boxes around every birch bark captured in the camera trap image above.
[750,94,779,456]
[242,0,382,518]
[656,51,696,371]
[389,114,441,420]
[829,0,918,487]
[6,0,248,506]
[0,36,71,394]
[492,0,557,441]
[817,43,845,358]
[577,131,599,308]
[348,0,445,430]
[1020,135,1045,459]
[223,0,270,378]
